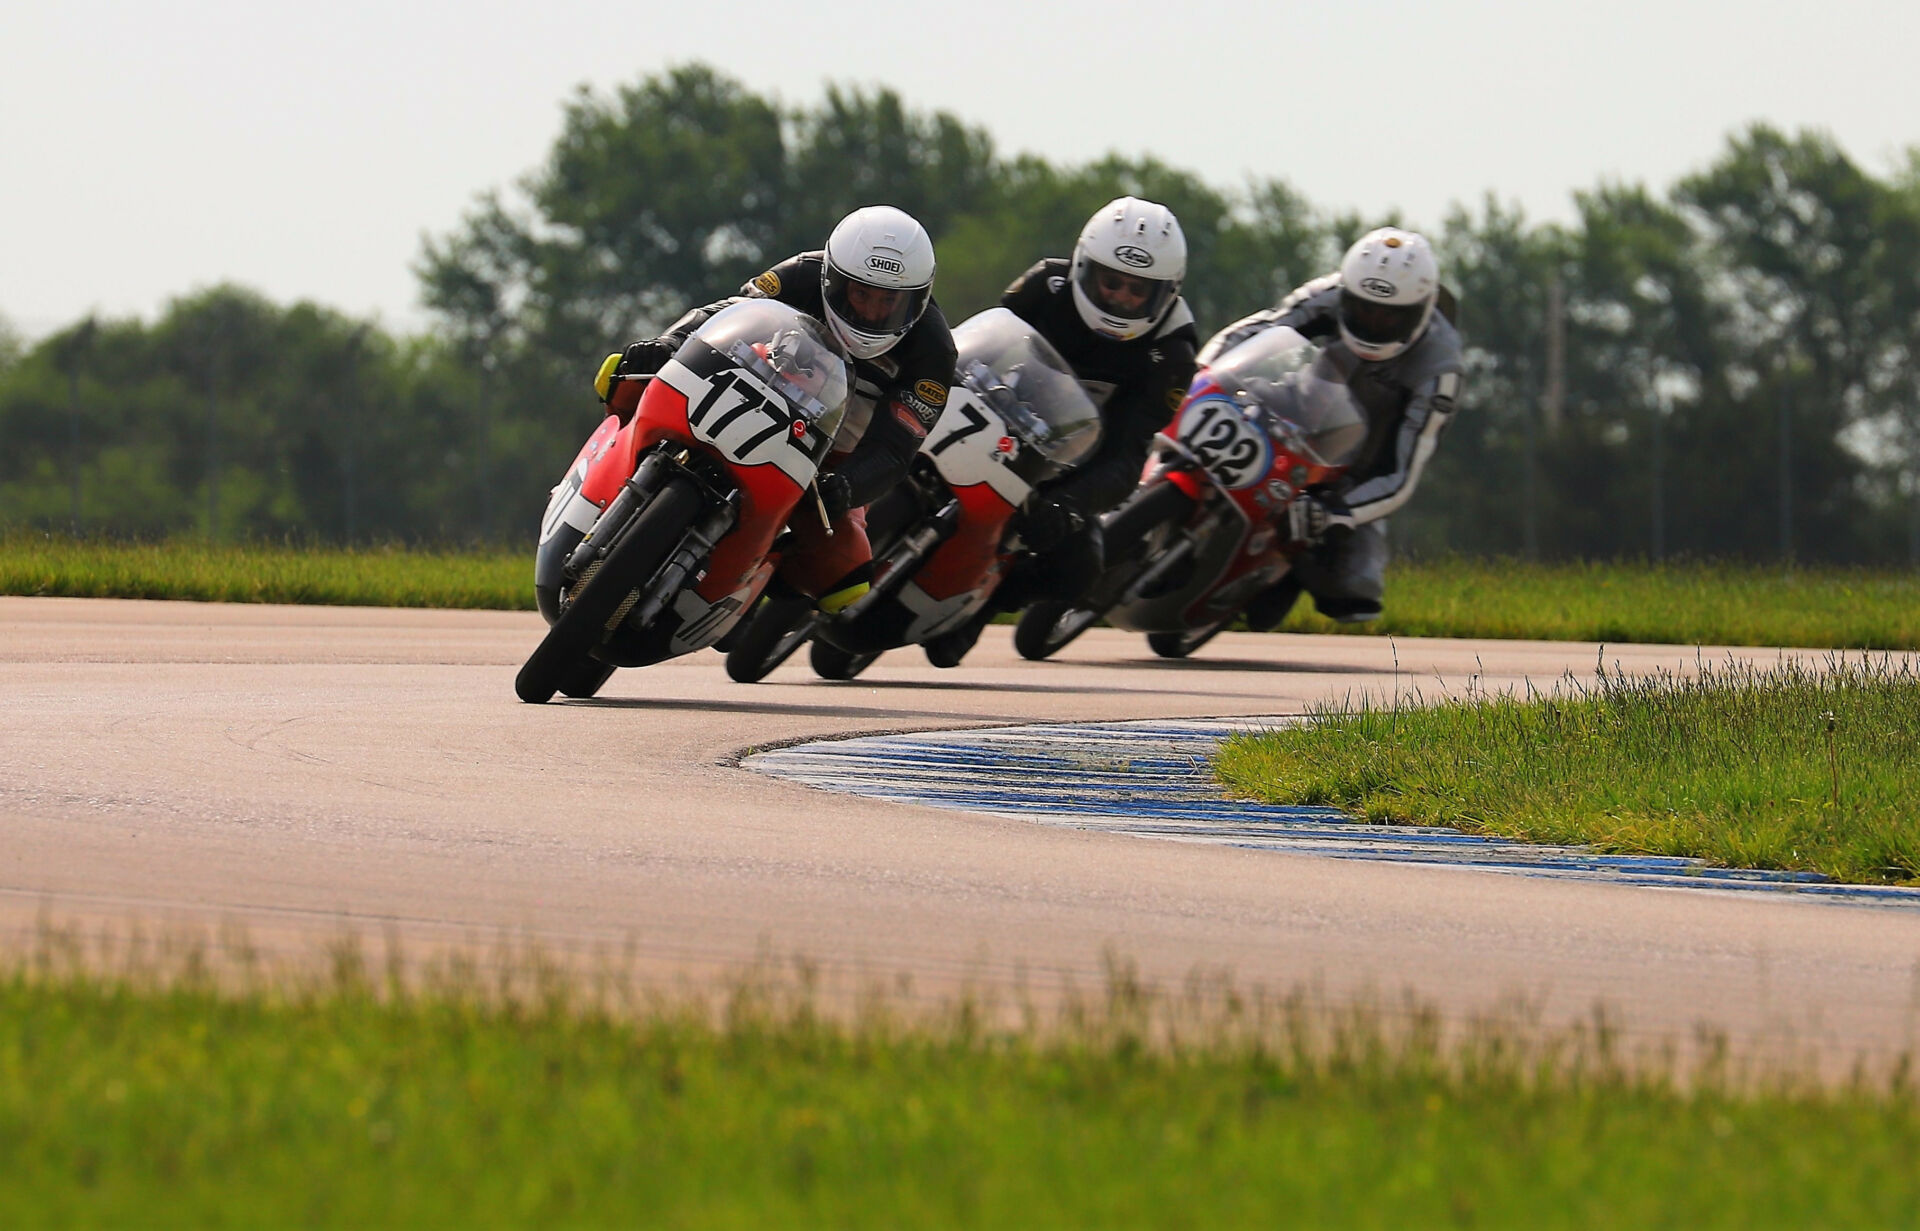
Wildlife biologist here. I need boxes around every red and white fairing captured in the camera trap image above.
[869,308,1103,644]
[1107,327,1368,634]
[533,300,847,666]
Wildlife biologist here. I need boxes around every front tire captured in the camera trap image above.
[810,639,880,681]
[515,478,704,704]
[1014,601,1101,661]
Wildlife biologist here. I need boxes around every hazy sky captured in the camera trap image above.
[6,0,1918,337]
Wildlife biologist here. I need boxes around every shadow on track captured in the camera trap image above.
[1046,655,1400,675]
[563,695,1036,724]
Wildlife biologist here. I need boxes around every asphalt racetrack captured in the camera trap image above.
[6,596,1919,1064]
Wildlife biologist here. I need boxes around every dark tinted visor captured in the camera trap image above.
[823,265,930,335]
[1076,259,1177,325]
[1339,290,1425,347]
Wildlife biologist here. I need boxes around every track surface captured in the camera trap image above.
[5,596,1919,1062]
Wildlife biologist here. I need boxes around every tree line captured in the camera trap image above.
[5,64,1920,562]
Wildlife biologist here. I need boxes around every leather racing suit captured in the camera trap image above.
[1201,275,1464,623]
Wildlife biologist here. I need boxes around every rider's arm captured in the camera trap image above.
[1196,273,1343,365]
[998,259,1058,318]
[1338,367,1464,526]
[599,254,817,416]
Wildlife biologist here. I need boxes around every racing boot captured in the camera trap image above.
[1243,575,1304,632]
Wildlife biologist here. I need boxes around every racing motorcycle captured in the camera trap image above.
[515,299,851,703]
[722,307,1103,682]
[1012,326,1366,661]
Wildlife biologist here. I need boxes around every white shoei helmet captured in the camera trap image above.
[820,206,936,360]
[1337,227,1439,361]
[1069,197,1187,341]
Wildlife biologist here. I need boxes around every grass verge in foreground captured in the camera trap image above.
[1,944,1915,1228]
[1217,655,1920,884]
[10,535,1920,649]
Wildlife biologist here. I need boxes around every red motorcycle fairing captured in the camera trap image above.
[536,345,830,665]
[904,480,1017,603]
[1108,385,1346,635]
[620,374,810,605]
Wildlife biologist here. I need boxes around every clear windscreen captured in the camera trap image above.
[951,308,1103,483]
[687,300,851,440]
[1207,326,1368,467]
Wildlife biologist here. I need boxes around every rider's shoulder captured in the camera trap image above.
[901,298,958,367]
[740,251,821,300]
[1279,273,1344,314]
[1151,297,1198,347]
[1000,258,1068,315]
[1414,309,1464,369]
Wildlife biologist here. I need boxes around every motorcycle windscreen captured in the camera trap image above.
[951,308,1103,486]
[1208,327,1368,468]
[677,299,853,443]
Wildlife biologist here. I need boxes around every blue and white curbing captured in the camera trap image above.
[745,717,1920,907]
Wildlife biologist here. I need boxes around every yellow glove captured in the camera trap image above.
[592,352,622,402]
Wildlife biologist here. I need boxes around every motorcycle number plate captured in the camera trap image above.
[921,390,1028,506]
[661,357,829,484]
[1176,395,1272,490]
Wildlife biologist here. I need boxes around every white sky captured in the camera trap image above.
[5,0,1918,338]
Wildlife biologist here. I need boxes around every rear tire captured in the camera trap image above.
[1014,602,1101,661]
[1147,624,1225,659]
[515,478,704,704]
[556,658,617,699]
[724,594,819,684]
[810,639,880,681]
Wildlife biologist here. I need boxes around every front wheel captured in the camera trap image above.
[810,639,880,681]
[724,594,820,684]
[1014,601,1101,661]
[515,478,704,704]
[1147,624,1225,660]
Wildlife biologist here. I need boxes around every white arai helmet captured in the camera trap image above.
[820,206,936,360]
[1337,227,1440,362]
[1069,197,1187,341]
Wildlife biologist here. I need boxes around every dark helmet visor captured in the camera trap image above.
[1076,259,1178,326]
[1339,290,1427,348]
[823,264,931,335]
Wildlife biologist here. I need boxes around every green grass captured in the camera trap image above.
[0,535,532,609]
[8,536,1920,650]
[1218,655,1920,884]
[1,942,1915,1228]
[1272,557,1920,649]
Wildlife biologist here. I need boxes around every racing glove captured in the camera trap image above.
[1020,496,1086,554]
[1286,494,1350,545]
[815,471,855,524]
[598,338,678,421]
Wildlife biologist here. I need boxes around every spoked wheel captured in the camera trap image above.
[556,658,617,699]
[724,594,820,684]
[1014,601,1101,661]
[1147,623,1226,660]
[809,639,880,681]
[516,478,704,704]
